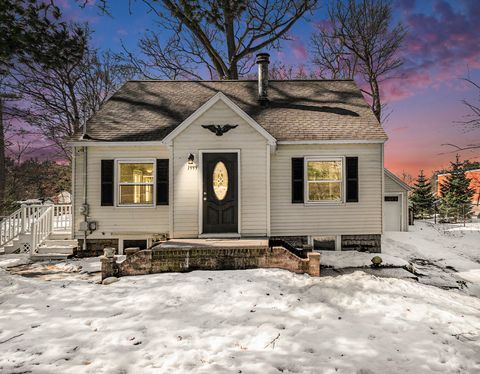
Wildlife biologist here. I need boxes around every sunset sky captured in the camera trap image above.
[42,0,480,177]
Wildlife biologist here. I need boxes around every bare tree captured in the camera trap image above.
[310,0,406,122]
[459,79,480,131]
[442,79,480,153]
[113,0,318,79]
[310,24,357,79]
[7,36,135,159]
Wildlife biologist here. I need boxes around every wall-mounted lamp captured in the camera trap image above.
[188,153,195,164]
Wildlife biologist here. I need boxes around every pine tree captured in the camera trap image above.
[410,170,435,219]
[439,156,475,223]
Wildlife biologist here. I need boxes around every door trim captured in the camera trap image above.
[383,192,403,231]
[198,149,241,236]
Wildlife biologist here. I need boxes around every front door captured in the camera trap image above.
[202,153,238,234]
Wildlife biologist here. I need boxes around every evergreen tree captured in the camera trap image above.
[439,156,475,223]
[410,170,435,219]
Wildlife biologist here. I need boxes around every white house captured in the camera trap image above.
[69,53,406,256]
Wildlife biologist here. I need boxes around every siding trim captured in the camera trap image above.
[279,140,385,145]
[168,144,174,239]
[384,192,404,231]
[266,144,271,236]
[198,149,242,236]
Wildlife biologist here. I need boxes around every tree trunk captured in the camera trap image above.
[223,4,238,79]
[370,76,381,123]
[0,98,5,217]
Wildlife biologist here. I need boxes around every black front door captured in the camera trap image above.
[203,153,238,233]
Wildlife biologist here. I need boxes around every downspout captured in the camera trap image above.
[83,145,88,251]
[71,146,76,240]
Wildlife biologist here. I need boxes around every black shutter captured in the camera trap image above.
[291,157,304,203]
[101,160,114,206]
[156,159,169,205]
[346,157,359,202]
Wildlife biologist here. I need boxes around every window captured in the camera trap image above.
[385,196,399,202]
[306,159,343,202]
[118,161,155,206]
[123,239,148,250]
[312,236,336,251]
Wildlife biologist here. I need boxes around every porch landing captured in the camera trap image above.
[156,238,268,249]
[102,239,320,279]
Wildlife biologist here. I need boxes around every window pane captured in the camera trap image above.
[119,185,153,204]
[119,163,154,183]
[308,182,341,201]
[308,161,342,181]
[213,161,228,201]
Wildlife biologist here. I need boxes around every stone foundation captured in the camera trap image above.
[101,246,320,280]
[341,234,381,253]
[75,239,119,257]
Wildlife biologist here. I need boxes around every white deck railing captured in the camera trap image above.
[0,207,24,248]
[23,205,49,232]
[0,203,72,252]
[32,207,54,252]
[53,204,72,232]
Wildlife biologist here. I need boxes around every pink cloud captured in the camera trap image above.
[382,0,480,103]
[288,36,308,60]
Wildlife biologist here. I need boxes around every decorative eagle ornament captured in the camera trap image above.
[201,124,238,136]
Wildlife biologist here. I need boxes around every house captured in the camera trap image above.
[70,53,402,256]
[436,169,480,216]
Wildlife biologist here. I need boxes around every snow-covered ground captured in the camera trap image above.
[0,221,479,373]
[384,220,480,296]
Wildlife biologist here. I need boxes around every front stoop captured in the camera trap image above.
[101,245,321,280]
[30,238,77,262]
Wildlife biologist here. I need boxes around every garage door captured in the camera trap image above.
[384,195,401,231]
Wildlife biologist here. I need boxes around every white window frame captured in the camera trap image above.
[115,158,156,207]
[304,157,344,204]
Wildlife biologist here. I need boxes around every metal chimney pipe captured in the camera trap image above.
[256,53,270,103]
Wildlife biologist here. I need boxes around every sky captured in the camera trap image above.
[38,0,480,177]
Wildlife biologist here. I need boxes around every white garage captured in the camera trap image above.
[384,169,411,232]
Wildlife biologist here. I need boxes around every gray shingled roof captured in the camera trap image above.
[76,80,387,142]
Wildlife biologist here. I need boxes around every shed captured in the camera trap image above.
[384,169,411,232]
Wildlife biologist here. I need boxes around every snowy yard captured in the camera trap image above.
[384,220,480,297]
[0,221,479,373]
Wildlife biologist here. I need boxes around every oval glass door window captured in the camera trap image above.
[213,161,228,200]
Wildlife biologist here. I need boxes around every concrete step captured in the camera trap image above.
[44,239,77,247]
[36,246,74,255]
[49,232,72,240]
[30,253,71,261]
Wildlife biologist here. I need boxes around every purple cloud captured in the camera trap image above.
[384,0,480,102]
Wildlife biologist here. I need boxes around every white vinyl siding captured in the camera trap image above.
[270,144,383,236]
[73,146,170,239]
[172,99,269,238]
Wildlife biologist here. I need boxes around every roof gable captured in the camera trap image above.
[162,92,276,145]
[385,169,411,191]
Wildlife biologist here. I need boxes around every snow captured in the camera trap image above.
[0,221,479,373]
[383,221,480,296]
[383,221,480,272]
[0,254,31,269]
[1,263,480,372]
[320,250,408,269]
